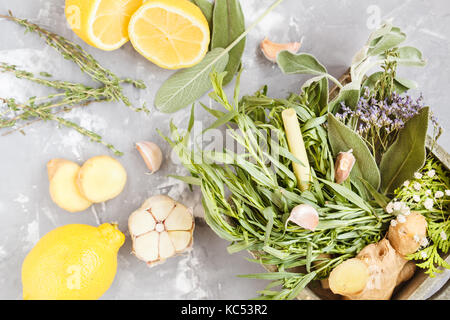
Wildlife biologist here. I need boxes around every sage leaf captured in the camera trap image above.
[395,46,427,67]
[155,48,229,113]
[327,113,381,190]
[190,0,213,28]
[380,107,429,194]
[328,82,360,113]
[211,0,246,85]
[276,51,327,75]
[362,72,417,94]
[367,26,406,56]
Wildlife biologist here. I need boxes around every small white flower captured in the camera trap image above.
[420,237,429,247]
[414,172,423,179]
[420,251,428,259]
[413,194,421,203]
[441,231,448,241]
[435,191,444,199]
[390,220,398,227]
[427,169,436,178]
[413,234,420,243]
[397,214,406,223]
[413,182,421,191]
[393,202,402,211]
[386,202,394,214]
[445,190,450,197]
[423,198,434,210]
[403,180,410,187]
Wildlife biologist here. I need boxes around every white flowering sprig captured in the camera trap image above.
[393,157,449,276]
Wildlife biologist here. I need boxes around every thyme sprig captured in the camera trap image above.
[0,12,149,155]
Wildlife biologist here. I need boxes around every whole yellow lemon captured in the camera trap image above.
[22,223,125,300]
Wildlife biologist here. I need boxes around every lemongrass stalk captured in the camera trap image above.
[282,108,311,191]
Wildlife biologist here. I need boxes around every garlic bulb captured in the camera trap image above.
[128,195,194,266]
[136,141,163,174]
[260,37,302,62]
[285,204,319,231]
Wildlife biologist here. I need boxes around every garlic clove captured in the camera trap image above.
[165,205,194,231]
[169,231,192,252]
[260,37,302,62]
[128,209,156,236]
[133,231,159,262]
[334,149,356,184]
[147,195,175,221]
[159,231,176,259]
[136,141,163,174]
[285,204,319,231]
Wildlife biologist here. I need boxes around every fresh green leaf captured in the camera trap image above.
[287,272,317,300]
[394,46,426,67]
[168,175,202,186]
[327,113,381,190]
[328,82,360,113]
[211,0,246,85]
[360,178,390,208]
[362,72,417,94]
[380,107,429,194]
[318,178,373,213]
[155,48,229,113]
[190,0,214,28]
[367,26,406,56]
[276,51,327,76]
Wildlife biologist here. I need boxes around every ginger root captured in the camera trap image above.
[329,211,427,300]
[47,159,92,213]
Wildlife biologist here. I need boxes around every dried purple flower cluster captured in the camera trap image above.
[336,88,437,135]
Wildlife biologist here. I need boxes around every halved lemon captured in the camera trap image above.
[65,0,144,51]
[128,0,210,69]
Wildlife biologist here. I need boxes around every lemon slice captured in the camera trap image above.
[65,0,143,51]
[128,0,210,69]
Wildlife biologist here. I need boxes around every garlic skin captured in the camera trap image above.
[136,141,163,174]
[260,37,302,62]
[334,149,356,184]
[285,204,319,231]
[128,195,195,267]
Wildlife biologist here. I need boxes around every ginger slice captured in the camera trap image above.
[128,195,195,266]
[328,258,369,296]
[77,155,127,203]
[47,159,92,213]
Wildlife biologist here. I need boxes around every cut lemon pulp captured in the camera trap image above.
[128,0,210,69]
[65,0,143,51]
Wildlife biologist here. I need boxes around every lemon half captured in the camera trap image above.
[128,0,210,69]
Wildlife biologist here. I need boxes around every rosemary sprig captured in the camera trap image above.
[0,12,149,155]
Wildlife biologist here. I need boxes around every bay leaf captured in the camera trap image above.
[327,113,381,190]
[155,48,229,113]
[380,107,429,194]
[211,0,246,85]
[276,51,327,75]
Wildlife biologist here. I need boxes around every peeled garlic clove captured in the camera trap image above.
[128,195,195,267]
[334,149,356,184]
[136,141,163,174]
[260,37,302,62]
[285,204,319,231]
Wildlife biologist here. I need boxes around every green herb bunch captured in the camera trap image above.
[0,12,148,155]
[160,72,392,300]
[393,156,450,276]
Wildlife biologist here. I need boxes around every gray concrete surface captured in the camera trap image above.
[0,0,449,299]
